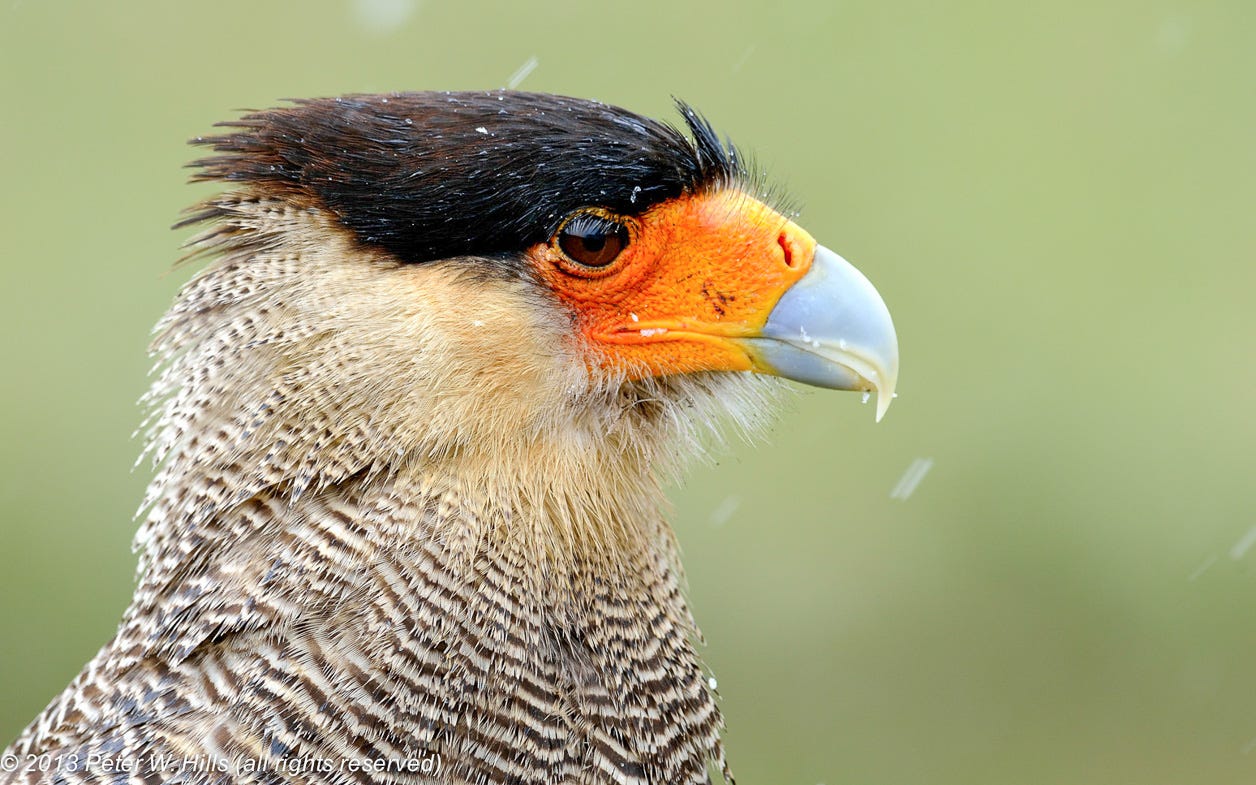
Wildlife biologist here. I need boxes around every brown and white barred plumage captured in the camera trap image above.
[4,182,780,784]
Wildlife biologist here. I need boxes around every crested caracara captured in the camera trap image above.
[2,91,898,785]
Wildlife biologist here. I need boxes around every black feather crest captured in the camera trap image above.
[183,91,750,266]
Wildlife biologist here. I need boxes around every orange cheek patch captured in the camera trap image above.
[529,190,817,380]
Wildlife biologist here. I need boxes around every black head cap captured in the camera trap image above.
[188,91,745,265]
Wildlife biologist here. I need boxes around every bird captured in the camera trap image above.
[1,91,898,785]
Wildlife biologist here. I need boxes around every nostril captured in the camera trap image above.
[778,233,800,269]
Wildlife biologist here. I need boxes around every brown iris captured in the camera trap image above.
[556,212,630,269]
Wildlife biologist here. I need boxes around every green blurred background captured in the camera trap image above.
[2,1,1254,782]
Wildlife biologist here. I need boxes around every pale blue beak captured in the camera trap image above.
[740,245,899,421]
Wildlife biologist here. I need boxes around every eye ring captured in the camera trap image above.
[553,210,632,272]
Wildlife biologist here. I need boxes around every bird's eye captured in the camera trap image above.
[556,212,630,269]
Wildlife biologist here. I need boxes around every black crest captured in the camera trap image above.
[186,91,745,265]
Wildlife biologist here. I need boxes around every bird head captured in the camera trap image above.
[143,91,898,551]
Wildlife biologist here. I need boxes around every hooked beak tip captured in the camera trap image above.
[746,245,899,421]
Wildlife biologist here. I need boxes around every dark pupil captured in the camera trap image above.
[578,234,606,253]
[559,215,627,267]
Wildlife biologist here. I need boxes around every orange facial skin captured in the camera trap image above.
[528,190,818,380]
